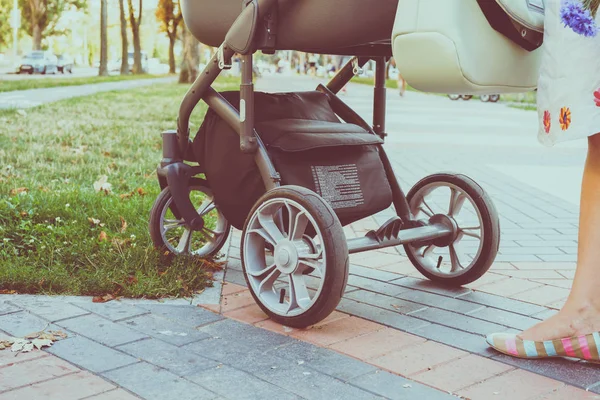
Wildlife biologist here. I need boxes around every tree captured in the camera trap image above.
[118,0,128,74]
[98,0,108,76]
[155,0,182,74]
[0,0,12,51]
[19,0,86,50]
[127,0,143,74]
[178,25,198,84]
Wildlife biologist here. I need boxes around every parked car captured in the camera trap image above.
[57,54,74,74]
[18,51,58,74]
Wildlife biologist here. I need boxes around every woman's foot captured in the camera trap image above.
[520,302,600,341]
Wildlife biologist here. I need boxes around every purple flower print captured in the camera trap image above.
[561,0,599,37]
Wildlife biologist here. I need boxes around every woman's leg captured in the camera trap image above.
[520,133,600,340]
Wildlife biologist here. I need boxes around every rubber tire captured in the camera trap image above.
[149,186,230,259]
[241,185,349,328]
[41,67,46,75]
[448,94,460,101]
[480,94,490,103]
[461,95,473,100]
[490,94,500,103]
[403,173,500,286]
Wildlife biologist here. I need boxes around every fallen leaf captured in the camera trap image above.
[88,217,101,226]
[119,216,128,233]
[92,294,114,303]
[402,384,412,388]
[11,339,27,352]
[24,331,42,339]
[47,331,68,340]
[136,187,146,196]
[32,339,53,350]
[93,175,112,194]
[20,211,28,217]
[9,187,28,196]
[98,231,108,242]
[16,109,27,117]
[21,342,34,353]
[119,192,133,200]
[158,330,188,337]
[0,290,17,295]
[125,275,137,285]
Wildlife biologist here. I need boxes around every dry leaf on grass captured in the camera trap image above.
[136,188,146,196]
[98,231,108,242]
[93,175,112,194]
[92,294,115,303]
[119,216,128,233]
[0,289,17,294]
[88,217,101,226]
[9,187,28,196]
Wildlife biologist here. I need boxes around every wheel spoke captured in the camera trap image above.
[448,188,467,217]
[247,263,277,277]
[176,229,193,253]
[420,244,435,258]
[163,219,185,232]
[258,268,281,294]
[421,199,435,217]
[290,211,309,241]
[449,245,464,272]
[299,258,324,277]
[460,229,481,240]
[197,199,215,217]
[257,211,285,245]
[287,273,311,313]
[418,206,433,218]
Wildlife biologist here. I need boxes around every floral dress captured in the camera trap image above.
[537,0,600,146]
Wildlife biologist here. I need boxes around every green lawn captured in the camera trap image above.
[0,78,238,298]
[0,74,170,93]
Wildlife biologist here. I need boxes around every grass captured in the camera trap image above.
[0,77,239,298]
[0,74,170,93]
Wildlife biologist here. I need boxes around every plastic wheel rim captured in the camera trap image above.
[406,182,484,278]
[243,198,326,317]
[158,186,228,257]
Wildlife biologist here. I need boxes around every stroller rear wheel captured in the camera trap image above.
[149,185,230,258]
[241,186,348,328]
[403,174,500,286]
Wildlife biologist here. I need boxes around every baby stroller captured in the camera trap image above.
[149,0,502,328]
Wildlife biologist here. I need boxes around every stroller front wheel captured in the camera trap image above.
[149,185,230,258]
[241,186,349,328]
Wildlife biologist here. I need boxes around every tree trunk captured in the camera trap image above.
[128,0,143,74]
[179,27,199,84]
[119,0,129,75]
[168,34,176,74]
[99,0,109,76]
[32,24,42,50]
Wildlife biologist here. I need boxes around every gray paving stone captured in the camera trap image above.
[71,301,148,322]
[0,311,51,337]
[120,314,210,346]
[531,308,559,320]
[345,290,427,314]
[0,301,21,316]
[226,257,243,271]
[409,307,506,336]
[349,265,403,282]
[46,334,137,373]
[467,307,540,331]
[224,268,247,287]
[493,354,600,390]
[187,364,301,400]
[57,314,148,347]
[102,362,216,400]
[352,370,455,400]
[8,298,89,322]
[347,275,408,296]
[498,247,564,255]
[516,240,578,247]
[558,246,578,254]
[538,234,578,241]
[492,254,543,262]
[395,289,483,315]
[336,298,431,333]
[118,338,219,376]
[537,254,578,262]
[268,341,377,381]
[411,323,497,357]
[391,277,472,298]
[457,291,547,316]
[135,304,223,328]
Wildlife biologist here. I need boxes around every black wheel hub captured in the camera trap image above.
[430,214,459,248]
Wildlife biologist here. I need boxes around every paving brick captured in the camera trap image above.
[531,308,559,320]
[84,388,141,400]
[492,354,600,390]
[391,277,472,297]
[540,385,600,399]
[499,247,565,255]
[516,240,578,247]
[225,256,242,271]
[0,347,48,367]
[0,311,50,337]
[135,304,223,328]
[223,267,247,287]
[329,327,426,361]
[57,314,148,347]
[493,254,544,262]
[475,278,544,297]
[411,323,498,357]
[345,290,427,314]
[413,354,513,392]
[457,369,564,400]
[7,298,89,322]
[457,291,547,316]
[510,285,570,306]
[0,302,21,316]
[492,269,567,279]
[223,304,268,324]
[370,340,467,376]
[336,298,431,333]
[119,314,208,346]
[352,370,455,400]
[102,362,215,400]
[117,338,219,377]
[0,371,115,400]
[538,254,578,262]
[0,354,79,392]
[490,263,519,270]
[467,307,540,330]
[46,335,137,373]
[531,279,573,289]
[221,282,247,296]
[220,290,257,313]
[349,264,403,282]
[71,301,147,322]
[187,364,301,400]
[409,307,507,335]
[464,272,510,290]
[395,289,483,314]
[346,275,408,296]
[290,316,382,346]
[269,341,377,381]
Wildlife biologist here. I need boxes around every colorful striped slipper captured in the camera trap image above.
[486,332,600,362]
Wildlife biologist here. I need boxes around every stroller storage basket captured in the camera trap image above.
[193,91,393,230]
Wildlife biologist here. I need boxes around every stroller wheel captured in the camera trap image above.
[403,174,500,286]
[149,185,230,258]
[241,186,348,328]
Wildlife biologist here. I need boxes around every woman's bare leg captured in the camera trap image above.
[520,133,600,340]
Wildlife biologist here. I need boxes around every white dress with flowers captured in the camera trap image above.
[537,0,600,146]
